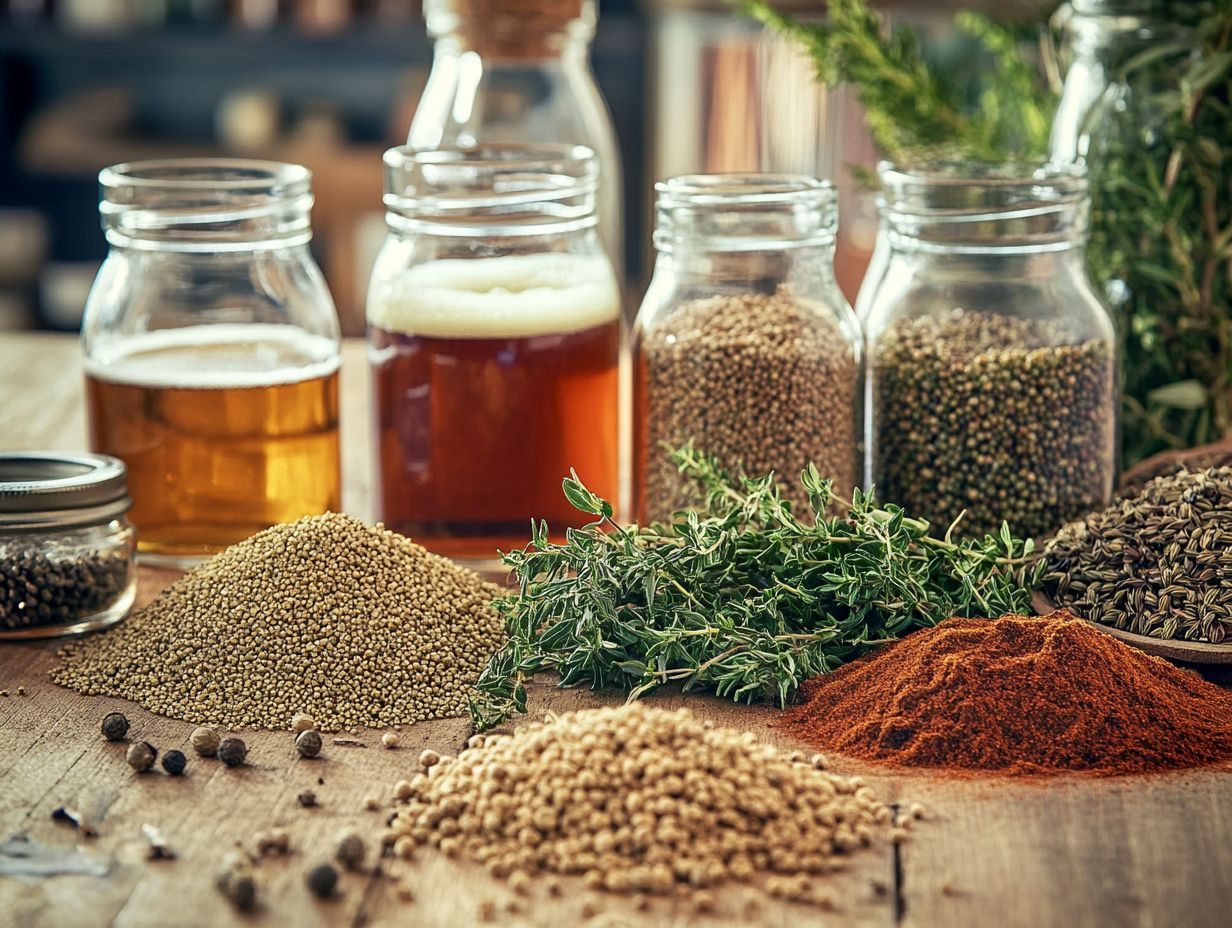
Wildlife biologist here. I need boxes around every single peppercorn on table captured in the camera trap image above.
[2,334,1231,928]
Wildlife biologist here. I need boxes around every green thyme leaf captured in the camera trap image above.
[470,448,1041,731]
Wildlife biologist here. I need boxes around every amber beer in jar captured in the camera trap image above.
[368,146,620,566]
[86,328,340,558]
[81,160,342,563]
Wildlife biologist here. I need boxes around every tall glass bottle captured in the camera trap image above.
[410,0,623,272]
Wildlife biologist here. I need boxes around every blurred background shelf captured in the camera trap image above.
[0,0,1048,336]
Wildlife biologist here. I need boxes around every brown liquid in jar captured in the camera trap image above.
[86,327,340,561]
[368,255,620,563]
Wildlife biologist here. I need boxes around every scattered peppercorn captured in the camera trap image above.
[295,729,323,759]
[297,791,318,808]
[190,726,220,757]
[418,749,440,769]
[218,738,247,768]
[216,850,257,911]
[161,750,187,776]
[291,712,317,734]
[306,863,338,899]
[101,711,129,742]
[255,829,291,856]
[125,741,157,772]
[381,732,399,749]
[334,831,365,871]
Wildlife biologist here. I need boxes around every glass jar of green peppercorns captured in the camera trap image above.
[857,161,1117,540]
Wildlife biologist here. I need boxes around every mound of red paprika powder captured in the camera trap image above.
[780,611,1232,776]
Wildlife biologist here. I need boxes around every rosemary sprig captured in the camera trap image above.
[742,0,1055,162]
[469,447,1042,731]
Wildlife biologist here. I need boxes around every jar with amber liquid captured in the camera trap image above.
[367,144,620,569]
[81,160,342,565]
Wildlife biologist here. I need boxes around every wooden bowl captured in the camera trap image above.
[1032,591,1232,665]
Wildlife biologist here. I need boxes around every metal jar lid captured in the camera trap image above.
[0,452,132,532]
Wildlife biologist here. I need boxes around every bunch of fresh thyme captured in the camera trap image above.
[469,448,1041,731]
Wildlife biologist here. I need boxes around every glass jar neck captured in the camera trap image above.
[653,174,838,256]
[877,162,1090,256]
[99,159,313,252]
[425,0,593,60]
[382,143,599,239]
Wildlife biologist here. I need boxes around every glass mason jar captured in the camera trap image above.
[1,452,136,640]
[368,144,621,568]
[861,162,1118,540]
[1050,0,1226,464]
[1048,0,1195,164]
[81,160,342,566]
[633,175,861,524]
[410,0,624,273]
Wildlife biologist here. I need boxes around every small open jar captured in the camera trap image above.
[0,453,136,639]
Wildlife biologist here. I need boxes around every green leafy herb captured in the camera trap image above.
[742,0,1054,162]
[1086,9,1232,463]
[469,447,1042,731]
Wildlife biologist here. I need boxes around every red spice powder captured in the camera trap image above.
[780,611,1232,776]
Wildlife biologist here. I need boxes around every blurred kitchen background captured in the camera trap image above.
[0,0,1046,335]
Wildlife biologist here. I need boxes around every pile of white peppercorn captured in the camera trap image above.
[385,704,897,909]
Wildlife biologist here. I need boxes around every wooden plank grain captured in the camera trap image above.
[0,334,86,451]
[897,772,1232,928]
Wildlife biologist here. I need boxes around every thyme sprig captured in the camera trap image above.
[469,448,1042,731]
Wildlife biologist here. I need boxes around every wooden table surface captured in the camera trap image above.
[2,333,1231,928]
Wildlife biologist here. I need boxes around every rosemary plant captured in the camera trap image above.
[1087,9,1232,462]
[742,0,1054,162]
[470,448,1042,731]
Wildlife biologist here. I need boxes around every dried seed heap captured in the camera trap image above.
[387,704,891,905]
[781,611,1232,776]
[53,513,504,729]
[872,308,1114,538]
[1042,466,1232,642]
[1,548,129,632]
[639,291,857,521]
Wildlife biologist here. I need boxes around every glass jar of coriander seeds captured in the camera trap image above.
[0,453,136,639]
[859,162,1117,539]
[633,175,861,524]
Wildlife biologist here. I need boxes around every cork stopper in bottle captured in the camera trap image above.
[428,0,591,59]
